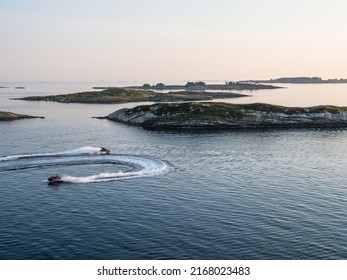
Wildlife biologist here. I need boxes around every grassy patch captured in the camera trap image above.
[241,103,347,114]
[121,102,347,122]
[17,88,246,104]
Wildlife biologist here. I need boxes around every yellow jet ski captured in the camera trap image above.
[100,147,110,154]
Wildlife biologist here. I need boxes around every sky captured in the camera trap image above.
[1,0,347,83]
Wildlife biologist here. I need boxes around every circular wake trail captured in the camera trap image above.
[0,147,169,184]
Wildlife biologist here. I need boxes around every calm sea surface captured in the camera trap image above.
[0,82,346,259]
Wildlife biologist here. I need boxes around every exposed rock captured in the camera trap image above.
[0,111,44,121]
[105,102,347,129]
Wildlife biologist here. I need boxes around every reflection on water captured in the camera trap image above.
[1,82,347,109]
[0,82,347,259]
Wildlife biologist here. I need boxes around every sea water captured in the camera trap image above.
[0,82,346,259]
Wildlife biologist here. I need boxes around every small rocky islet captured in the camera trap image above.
[105,102,347,129]
[0,111,44,121]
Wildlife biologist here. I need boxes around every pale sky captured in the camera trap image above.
[1,0,347,83]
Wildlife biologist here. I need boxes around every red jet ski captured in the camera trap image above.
[48,174,63,183]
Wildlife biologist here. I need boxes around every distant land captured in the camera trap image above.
[15,81,283,104]
[249,77,347,84]
[0,86,26,89]
[15,87,250,104]
[93,81,281,91]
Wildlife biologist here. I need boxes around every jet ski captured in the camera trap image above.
[48,174,63,184]
[100,147,110,154]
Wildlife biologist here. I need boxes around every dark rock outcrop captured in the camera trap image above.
[0,111,44,121]
[105,102,347,129]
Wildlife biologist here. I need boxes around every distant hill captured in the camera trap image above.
[250,77,347,84]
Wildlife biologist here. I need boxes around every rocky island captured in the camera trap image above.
[105,102,347,129]
[0,111,44,121]
[122,81,281,91]
[15,87,248,104]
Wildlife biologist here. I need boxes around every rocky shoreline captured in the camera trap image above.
[105,102,347,129]
[0,111,44,121]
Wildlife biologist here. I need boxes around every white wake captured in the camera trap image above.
[0,146,105,161]
[0,147,170,184]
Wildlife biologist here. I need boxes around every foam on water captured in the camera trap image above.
[0,147,170,183]
[0,146,105,162]
[59,156,169,183]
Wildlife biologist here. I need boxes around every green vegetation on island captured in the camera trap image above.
[105,102,347,129]
[15,87,248,104]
